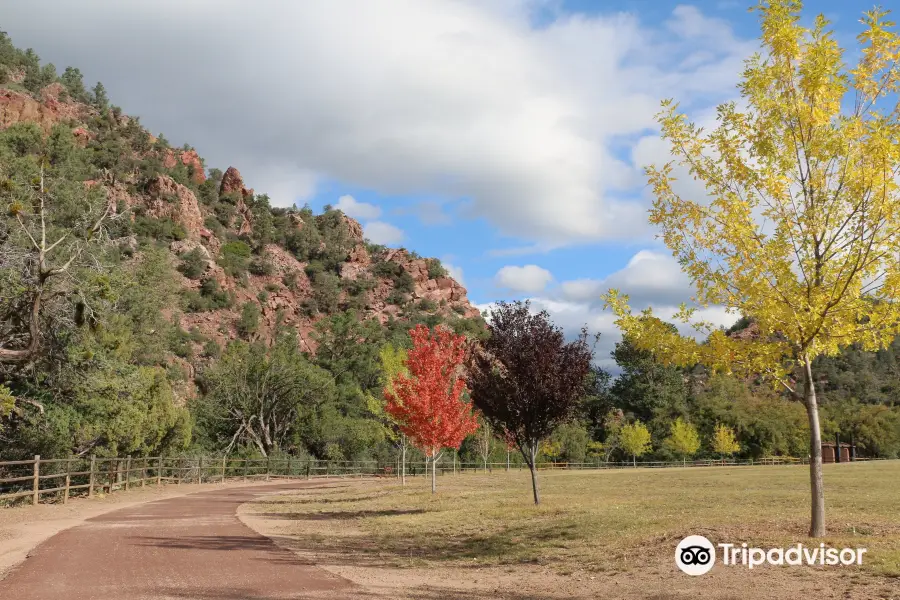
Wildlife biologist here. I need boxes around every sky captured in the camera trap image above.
[1,0,869,369]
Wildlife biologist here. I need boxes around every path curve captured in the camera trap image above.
[0,481,354,599]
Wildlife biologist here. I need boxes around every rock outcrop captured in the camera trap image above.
[0,86,85,131]
[163,148,206,184]
[145,175,205,237]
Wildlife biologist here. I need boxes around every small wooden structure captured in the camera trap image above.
[821,442,852,463]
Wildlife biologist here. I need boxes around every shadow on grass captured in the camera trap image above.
[253,508,424,520]
[253,493,388,505]
[255,514,586,567]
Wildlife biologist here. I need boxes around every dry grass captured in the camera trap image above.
[245,461,900,579]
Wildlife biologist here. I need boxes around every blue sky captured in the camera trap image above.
[2,0,874,366]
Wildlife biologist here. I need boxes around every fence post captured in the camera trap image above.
[306,459,312,480]
[32,455,40,505]
[108,459,116,493]
[141,458,146,488]
[63,457,71,504]
[221,456,227,483]
[198,456,203,484]
[157,456,163,486]
[125,456,132,491]
[88,455,96,498]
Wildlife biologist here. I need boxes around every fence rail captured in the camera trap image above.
[0,453,887,507]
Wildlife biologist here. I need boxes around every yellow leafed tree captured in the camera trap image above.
[365,343,410,484]
[605,1,900,537]
[712,423,741,458]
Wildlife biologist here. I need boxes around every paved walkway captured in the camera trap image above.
[0,482,354,599]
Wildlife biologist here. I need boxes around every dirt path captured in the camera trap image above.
[0,481,356,599]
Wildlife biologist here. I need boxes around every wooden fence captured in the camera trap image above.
[2,454,888,507]
[0,455,382,506]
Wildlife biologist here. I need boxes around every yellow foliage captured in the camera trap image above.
[604,2,900,389]
[619,421,652,459]
[712,423,741,456]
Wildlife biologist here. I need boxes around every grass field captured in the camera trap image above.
[242,462,900,599]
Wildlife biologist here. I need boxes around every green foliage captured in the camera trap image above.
[182,277,234,312]
[92,81,108,111]
[193,332,337,456]
[177,248,208,279]
[284,207,352,272]
[218,241,251,276]
[60,66,89,102]
[426,258,447,279]
[547,423,591,463]
[202,339,222,359]
[311,272,341,314]
[249,252,275,276]
[417,299,437,312]
[133,216,188,241]
[167,323,194,359]
[237,301,260,338]
[610,334,689,443]
[0,385,14,431]
[282,270,300,291]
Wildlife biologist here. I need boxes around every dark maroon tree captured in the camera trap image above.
[467,300,594,504]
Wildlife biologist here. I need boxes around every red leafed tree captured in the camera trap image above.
[384,324,478,493]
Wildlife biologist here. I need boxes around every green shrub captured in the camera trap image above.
[133,215,187,241]
[219,241,251,276]
[237,301,260,338]
[417,299,437,312]
[177,248,207,279]
[283,271,300,291]
[168,325,193,359]
[312,272,341,314]
[249,253,275,276]
[182,278,234,312]
[394,271,414,293]
[373,260,402,278]
[386,290,407,306]
[426,258,447,279]
[304,260,325,278]
[257,291,269,303]
[203,215,224,238]
[203,339,222,359]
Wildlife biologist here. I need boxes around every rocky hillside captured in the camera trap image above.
[0,71,481,357]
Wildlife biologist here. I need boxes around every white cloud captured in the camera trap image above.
[334,195,381,220]
[556,250,691,307]
[495,265,554,293]
[500,249,738,368]
[1,1,754,246]
[559,278,606,303]
[364,221,405,245]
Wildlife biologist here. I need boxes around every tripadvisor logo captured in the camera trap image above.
[675,535,867,575]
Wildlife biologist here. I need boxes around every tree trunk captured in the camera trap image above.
[401,442,407,486]
[431,451,437,494]
[804,356,826,537]
[633,455,636,468]
[506,449,510,472]
[528,443,540,505]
